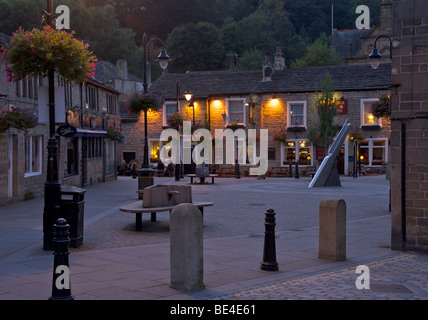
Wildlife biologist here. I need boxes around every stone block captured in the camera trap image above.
[170,203,204,291]
[318,199,346,261]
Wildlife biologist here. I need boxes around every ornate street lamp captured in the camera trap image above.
[141,33,170,168]
[368,34,392,70]
[43,0,61,251]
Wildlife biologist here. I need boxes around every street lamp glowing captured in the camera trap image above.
[184,89,193,101]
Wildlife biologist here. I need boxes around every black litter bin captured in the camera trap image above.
[137,168,154,199]
[59,185,86,248]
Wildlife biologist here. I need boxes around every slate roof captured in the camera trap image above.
[94,60,142,84]
[149,63,391,100]
[334,29,373,59]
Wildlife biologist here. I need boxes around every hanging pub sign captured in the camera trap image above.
[57,123,77,137]
[336,100,347,114]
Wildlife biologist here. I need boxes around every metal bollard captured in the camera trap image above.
[260,208,278,271]
[294,161,299,179]
[235,160,241,179]
[49,218,74,300]
[288,162,293,177]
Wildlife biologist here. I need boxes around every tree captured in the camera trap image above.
[308,73,338,156]
[291,35,342,68]
[165,22,224,73]
[237,48,264,71]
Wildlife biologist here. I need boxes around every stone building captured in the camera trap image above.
[0,32,121,205]
[93,59,144,165]
[123,48,392,177]
[333,0,393,66]
[390,0,428,253]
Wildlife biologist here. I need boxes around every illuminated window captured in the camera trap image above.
[281,140,312,165]
[150,140,160,163]
[358,139,387,166]
[361,98,381,126]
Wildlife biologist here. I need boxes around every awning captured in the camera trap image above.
[74,129,107,137]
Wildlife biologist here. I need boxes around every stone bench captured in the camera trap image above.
[187,174,218,184]
[119,200,213,231]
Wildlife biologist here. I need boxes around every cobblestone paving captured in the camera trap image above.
[216,254,428,300]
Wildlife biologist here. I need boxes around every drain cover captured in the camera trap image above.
[370,283,413,294]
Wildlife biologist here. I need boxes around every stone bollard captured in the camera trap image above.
[260,208,278,271]
[170,203,204,291]
[49,218,74,300]
[318,199,346,261]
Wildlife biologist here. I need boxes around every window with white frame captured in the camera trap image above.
[287,101,306,128]
[25,135,42,176]
[226,99,245,125]
[361,98,381,126]
[281,139,312,166]
[163,102,178,127]
[358,138,388,166]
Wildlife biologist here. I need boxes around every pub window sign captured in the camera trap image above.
[336,100,347,114]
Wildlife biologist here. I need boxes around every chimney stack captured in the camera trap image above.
[273,42,286,71]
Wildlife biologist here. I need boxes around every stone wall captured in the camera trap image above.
[390,0,428,252]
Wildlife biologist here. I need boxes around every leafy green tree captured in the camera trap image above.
[237,48,264,71]
[166,22,224,73]
[308,73,338,154]
[291,35,342,68]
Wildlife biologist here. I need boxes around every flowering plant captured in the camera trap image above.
[348,131,364,142]
[1,26,97,83]
[273,130,287,143]
[106,127,124,143]
[167,112,189,130]
[370,95,390,119]
[126,91,163,115]
[0,107,38,134]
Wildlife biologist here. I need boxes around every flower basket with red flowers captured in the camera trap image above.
[1,26,97,83]
[0,107,38,134]
[273,130,287,143]
[370,95,390,119]
[126,91,163,115]
[106,127,124,143]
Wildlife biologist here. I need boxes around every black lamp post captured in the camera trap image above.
[141,33,170,168]
[187,100,195,127]
[175,84,192,181]
[43,0,61,251]
[368,34,392,70]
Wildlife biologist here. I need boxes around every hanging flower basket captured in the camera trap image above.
[370,94,390,119]
[125,91,163,115]
[167,112,189,130]
[348,131,365,142]
[273,130,287,143]
[1,26,97,83]
[106,127,124,143]
[0,107,38,134]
